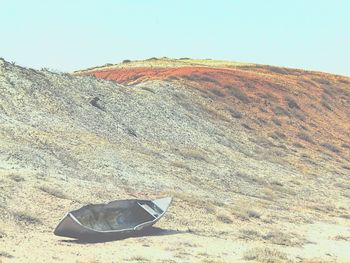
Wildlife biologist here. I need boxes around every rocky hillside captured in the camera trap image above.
[1,57,350,262]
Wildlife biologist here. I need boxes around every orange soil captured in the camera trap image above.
[78,65,350,166]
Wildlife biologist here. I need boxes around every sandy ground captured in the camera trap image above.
[1,216,350,262]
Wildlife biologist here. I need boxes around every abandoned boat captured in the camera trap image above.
[54,197,172,239]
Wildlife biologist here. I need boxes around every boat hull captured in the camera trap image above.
[54,197,172,239]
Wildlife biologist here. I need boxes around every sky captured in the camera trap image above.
[0,0,349,76]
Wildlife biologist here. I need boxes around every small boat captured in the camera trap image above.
[54,197,172,239]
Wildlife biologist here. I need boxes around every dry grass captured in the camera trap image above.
[246,209,261,218]
[0,229,6,239]
[12,211,42,225]
[204,203,217,214]
[38,185,67,199]
[243,247,289,262]
[341,143,350,149]
[228,108,243,119]
[179,148,210,163]
[333,235,350,241]
[127,256,151,262]
[299,259,332,263]
[259,92,279,102]
[8,174,25,182]
[242,123,254,131]
[231,206,262,221]
[342,190,350,199]
[272,118,282,126]
[342,165,350,171]
[273,106,289,116]
[261,188,277,201]
[238,228,305,247]
[320,143,341,154]
[321,99,332,111]
[285,96,300,109]
[262,230,305,247]
[224,84,250,103]
[170,160,191,171]
[0,251,13,259]
[216,213,233,224]
[297,131,315,144]
[270,131,287,140]
[76,260,101,263]
[239,229,261,240]
[200,259,226,263]
[75,58,251,73]
[170,193,218,216]
[210,88,225,97]
[140,86,155,93]
[309,204,335,213]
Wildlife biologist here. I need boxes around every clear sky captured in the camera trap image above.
[1,0,349,76]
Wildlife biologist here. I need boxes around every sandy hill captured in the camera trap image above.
[1,57,350,262]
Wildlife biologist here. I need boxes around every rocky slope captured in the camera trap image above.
[0,57,350,262]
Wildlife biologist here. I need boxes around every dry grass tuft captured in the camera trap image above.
[239,229,261,240]
[38,185,67,199]
[210,88,225,97]
[341,143,350,149]
[0,251,13,259]
[216,213,233,224]
[204,203,217,214]
[297,131,315,144]
[270,131,287,140]
[320,143,341,154]
[228,108,243,119]
[261,188,276,201]
[243,247,289,262]
[224,84,250,103]
[333,235,350,241]
[246,209,261,219]
[170,160,191,171]
[262,230,305,247]
[299,259,332,263]
[273,106,289,116]
[285,96,300,109]
[231,207,262,221]
[200,259,226,263]
[13,211,42,225]
[272,118,282,126]
[179,148,210,163]
[76,260,101,263]
[127,255,151,262]
[0,229,6,239]
[9,174,25,182]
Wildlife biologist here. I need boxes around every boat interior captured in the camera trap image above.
[71,200,164,231]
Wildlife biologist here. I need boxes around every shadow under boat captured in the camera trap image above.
[60,226,187,244]
[54,197,173,242]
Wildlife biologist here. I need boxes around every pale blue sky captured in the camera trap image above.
[0,0,349,76]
